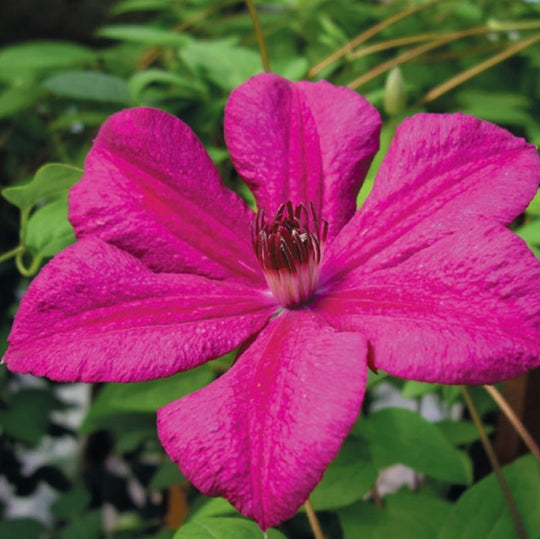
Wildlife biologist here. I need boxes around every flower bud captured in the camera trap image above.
[384,66,407,116]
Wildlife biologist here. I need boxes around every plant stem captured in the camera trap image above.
[484,384,540,463]
[0,245,24,264]
[460,386,528,539]
[347,24,490,89]
[420,32,540,103]
[245,0,270,72]
[304,499,324,539]
[309,0,439,77]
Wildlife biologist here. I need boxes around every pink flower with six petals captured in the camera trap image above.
[5,73,540,529]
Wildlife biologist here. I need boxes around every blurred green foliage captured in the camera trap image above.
[1,1,539,537]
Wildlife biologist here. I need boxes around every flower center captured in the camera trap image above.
[252,201,328,307]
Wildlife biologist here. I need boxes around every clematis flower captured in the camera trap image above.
[4,73,540,529]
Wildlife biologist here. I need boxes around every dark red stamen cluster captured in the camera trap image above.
[252,202,328,306]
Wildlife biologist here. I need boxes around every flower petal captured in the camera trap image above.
[316,220,540,384]
[325,113,540,278]
[5,238,276,382]
[70,107,261,283]
[157,309,367,529]
[225,73,381,238]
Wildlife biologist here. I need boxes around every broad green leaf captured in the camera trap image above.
[309,436,378,510]
[401,380,440,398]
[60,510,102,539]
[517,218,540,251]
[51,486,91,519]
[0,41,95,75]
[365,408,472,484]
[527,190,540,217]
[112,0,174,15]
[436,420,493,446]
[42,71,130,104]
[456,91,532,126]
[150,460,185,490]
[339,490,452,539]
[86,364,214,417]
[26,197,75,257]
[0,85,45,118]
[97,25,190,46]
[0,518,47,539]
[2,163,82,211]
[438,455,540,539]
[182,39,263,90]
[128,69,206,102]
[173,517,285,538]
[188,497,239,521]
[0,388,65,446]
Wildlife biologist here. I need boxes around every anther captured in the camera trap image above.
[252,202,327,307]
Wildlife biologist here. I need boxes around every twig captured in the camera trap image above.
[484,384,540,463]
[309,1,439,77]
[460,386,528,539]
[305,499,325,539]
[245,0,270,72]
[419,32,540,104]
[347,25,489,89]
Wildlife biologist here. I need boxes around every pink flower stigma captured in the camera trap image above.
[252,201,328,307]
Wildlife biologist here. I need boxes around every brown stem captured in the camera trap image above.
[308,1,439,78]
[347,25,490,89]
[484,384,540,463]
[460,386,528,539]
[304,499,325,539]
[245,0,270,72]
[419,32,540,103]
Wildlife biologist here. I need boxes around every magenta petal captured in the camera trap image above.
[5,238,276,382]
[225,73,381,238]
[70,107,261,284]
[325,112,540,277]
[317,220,540,384]
[157,310,367,529]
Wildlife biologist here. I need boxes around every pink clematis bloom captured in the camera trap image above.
[4,73,540,529]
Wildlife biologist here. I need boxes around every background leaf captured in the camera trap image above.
[365,407,472,484]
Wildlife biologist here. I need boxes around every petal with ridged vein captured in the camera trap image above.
[325,112,540,280]
[225,73,381,239]
[317,220,540,384]
[158,309,367,530]
[70,107,261,284]
[5,238,276,382]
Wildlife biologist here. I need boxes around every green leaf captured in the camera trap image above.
[0,85,45,118]
[128,69,206,103]
[0,518,47,539]
[0,388,65,446]
[0,41,95,75]
[182,39,263,91]
[339,490,452,539]
[309,436,378,510]
[26,197,75,257]
[85,364,214,418]
[436,420,493,446]
[2,163,82,211]
[401,380,441,398]
[42,72,130,104]
[112,0,174,15]
[188,497,239,521]
[51,486,91,519]
[173,517,286,538]
[97,25,190,46]
[517,218,540,249]
[60,510,103,539]
[150,460,185,490]
[365,407,472,484]
[438,455,540,539]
